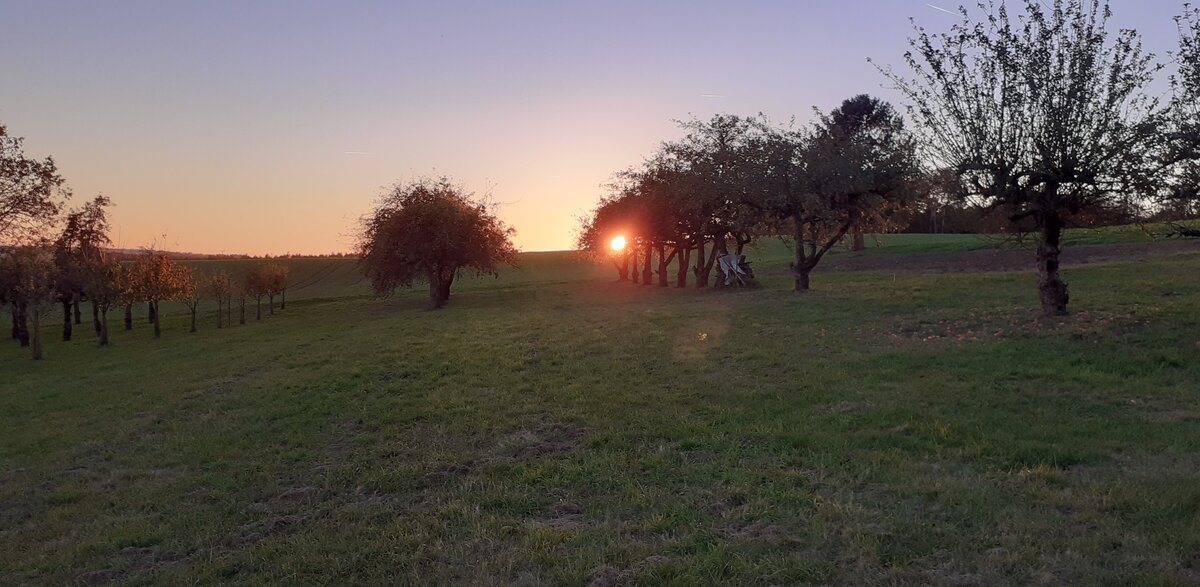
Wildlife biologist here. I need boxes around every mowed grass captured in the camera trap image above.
[2,236,1199,585]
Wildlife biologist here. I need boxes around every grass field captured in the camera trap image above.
[3,230,1199,585]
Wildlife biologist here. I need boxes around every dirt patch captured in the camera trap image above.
[813,240,1200,274]
[532,501,587,531]
[232,513,309,547]
[503,423,591,460]
[586,555,670,586]
[74,569,122,586]
[722,520,789,544]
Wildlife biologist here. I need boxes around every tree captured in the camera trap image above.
[206,270,232,328]
[259,262,289,314]
[244,268,266,320]
[177,266,201,333]
[53,195,113,341]
[0,125,69,245]
[751,98,917,291]
[1,245,56,359]
[357,177,519,309]
[879,0,1173,315]
[133,252,185,338]
[89,260,126,346]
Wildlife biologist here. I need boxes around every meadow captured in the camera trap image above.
[2,230,1199,585]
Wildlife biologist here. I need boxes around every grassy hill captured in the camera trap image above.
[3,230,1199,585]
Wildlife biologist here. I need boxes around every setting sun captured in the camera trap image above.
[610,235,627,251]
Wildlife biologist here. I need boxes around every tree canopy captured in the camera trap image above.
[357,177,518,309]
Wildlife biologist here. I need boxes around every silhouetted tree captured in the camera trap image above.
[2,245,56,359]
[752,97,917,291]
[53,195,112,340]
[357,177,519,309]
[879,0,1175,315]
[0,125,68,245]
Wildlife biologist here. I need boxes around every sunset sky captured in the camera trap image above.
[0,1,1185,255]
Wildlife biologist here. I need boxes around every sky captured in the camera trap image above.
[0,1,1187,255]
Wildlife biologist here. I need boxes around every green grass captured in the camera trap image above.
[3,235,1199,585]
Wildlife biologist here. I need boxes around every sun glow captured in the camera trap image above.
[610,236,627,251]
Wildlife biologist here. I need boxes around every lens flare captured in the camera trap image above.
[610,236,627,251]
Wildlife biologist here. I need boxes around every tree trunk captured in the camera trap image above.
[656,244,670,287]
[693,239,708,288]
[676,247,690,288]
[794,216,811,292]
[629,248,640,284]
[439,271,454,304]
[99,308,110,347]
[62,300,73,341]
[124,304,133,330]
[852,229,866,251]
[1036,211,1070,316]
[641,245,653,286]
[428,273,447,309]
[189,306,197,333]
[148,302,157,324]
[30,309,42,360]
[268,294,275,315]
[73,298,82,325]
[239,299,246,325]
[708,235,728,287]
[152,301,161,339]
[16,302,29,347]
[11,304,18,340]
[616,253,629,281]
[281,290,286,310]
[255,298,262,320]
[92,300,101,336]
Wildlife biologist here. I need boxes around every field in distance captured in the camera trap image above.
[2,227,1199,585]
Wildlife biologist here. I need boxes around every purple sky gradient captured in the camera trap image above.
[0,1,1187,253]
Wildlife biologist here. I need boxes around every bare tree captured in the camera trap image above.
[878,0,1174,315]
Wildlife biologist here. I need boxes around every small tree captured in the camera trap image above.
[2,246,56,359]
[206,270,232,328]
[244,268,266,320]
[177,266,200,333]
[89,260,126,346]
[357,177,518,309]
[134,252,184,338]
[879,0,1173,315]
[259,262,289,315]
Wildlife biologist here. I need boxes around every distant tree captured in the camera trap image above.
[357,177,519,309]
[177,266,201,333]
[53,195,112,340]
[134,253,185,338]
[244,268,267,320]
[879,0,1174,315]
[206,270,232,328]
[259,262,289,314]
[0,125,69,245]
[89,260,126,346]
[2,245,56,359]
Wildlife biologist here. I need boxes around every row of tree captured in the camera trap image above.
[0,126,294,359]
[578,0,1200,316]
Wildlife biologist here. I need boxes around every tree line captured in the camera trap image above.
[577,0,1200,316]
[0,139,293,359]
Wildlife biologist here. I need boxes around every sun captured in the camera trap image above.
[610,236,627,251]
